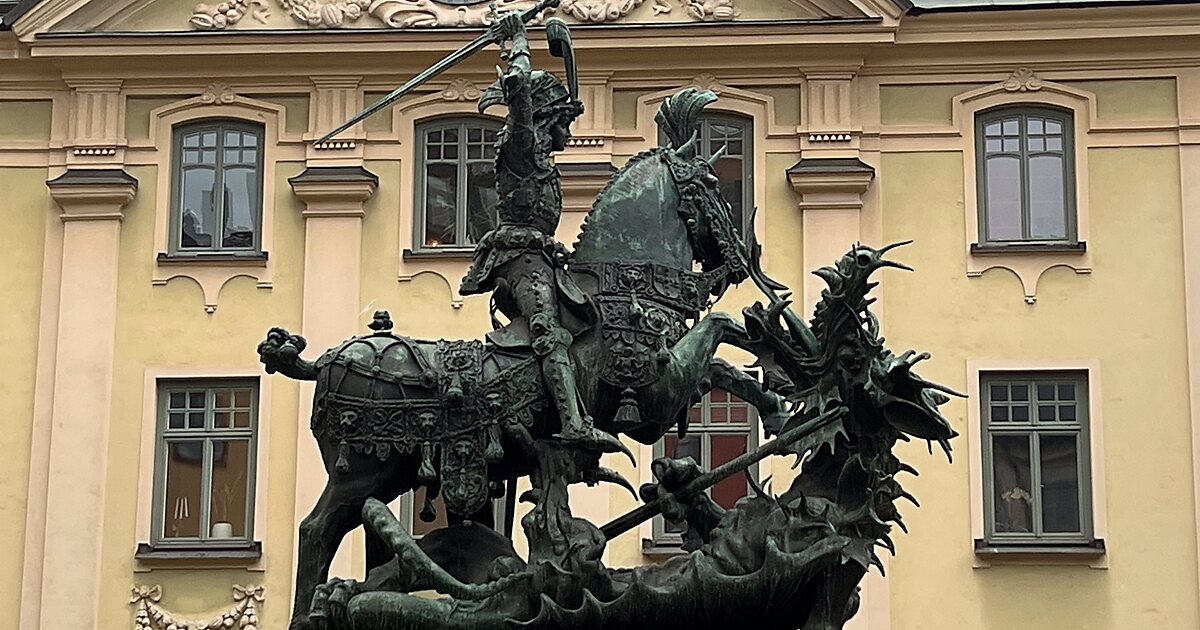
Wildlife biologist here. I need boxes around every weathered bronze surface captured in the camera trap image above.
[262,9,957,630]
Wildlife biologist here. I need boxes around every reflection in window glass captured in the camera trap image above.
[977,108,1074,244]
[418,120,501,249]
[156,382,258,545]
[982,373,1089,544]
[173,122,264,254]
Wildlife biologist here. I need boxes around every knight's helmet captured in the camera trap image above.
[478,70,583,123]
[478,17,583,123]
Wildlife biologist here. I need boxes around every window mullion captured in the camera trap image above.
[458,124,470,246]
[213,125,227,252]
[1019,114,1032,241]
[200,438,214,541]
[1031,431,1043,537]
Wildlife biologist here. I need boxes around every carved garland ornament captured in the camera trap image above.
[131,585,264,630]
[192,0,736,29]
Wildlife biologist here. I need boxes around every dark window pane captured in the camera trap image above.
[424,163,458,247]
[710,434,749,509]
[1011,384,1029,401]
[1058,383,1076,400]
[1029,155,1066,239]
[990,384,1008,402]
[992,434,1034,534]
[1059,405,1076,422]
[188,411,205,429]
[664,434,701,464]
[413,487,450,536]
[189,392,205,407]
[209,439,251,538]
[169,392,187,409]
[214,411,231,429]
[990,405,1008,422]
[728,403,749,424]
[465,162,499,243]
[1037,383,1056,400]
[168,412,185,430]
[1011,405,1029,422]
[984,155,1022,241]
[222,166,258,248]
[715,156,744,232]
[1040,434,1081,533]
[162,440,204,539]
[1038,405,1056,422]
[215,390,232,408]
[179,167,216,249]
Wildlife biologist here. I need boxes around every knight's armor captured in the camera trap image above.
[459,20,598,443]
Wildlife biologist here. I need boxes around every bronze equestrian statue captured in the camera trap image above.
[264,3,957,628]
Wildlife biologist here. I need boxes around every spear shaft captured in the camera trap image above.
[599,408,842,541]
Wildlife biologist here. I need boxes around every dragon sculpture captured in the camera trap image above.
[300,237,959,630]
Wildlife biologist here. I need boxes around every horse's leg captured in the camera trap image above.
[707,358,791,435]
[291,467,408,630]
[637,312,741,427]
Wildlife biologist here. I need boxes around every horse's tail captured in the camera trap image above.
[655,87,719,156]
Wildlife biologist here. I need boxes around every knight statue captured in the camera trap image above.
[459,10,602,448]
[266,2,960,628]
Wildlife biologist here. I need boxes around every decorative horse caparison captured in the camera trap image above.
[259,89,791,629]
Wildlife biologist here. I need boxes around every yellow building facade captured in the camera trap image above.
[2,0,1199,627]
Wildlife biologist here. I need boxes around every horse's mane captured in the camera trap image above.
[572,88,720,253]
[570,146,667,252]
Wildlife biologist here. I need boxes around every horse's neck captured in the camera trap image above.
[571,157,694,269]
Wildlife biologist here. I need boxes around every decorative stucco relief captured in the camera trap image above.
[191,0,736,29]
[131,585,264,630]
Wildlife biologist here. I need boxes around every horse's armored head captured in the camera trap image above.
[657,88,751,296]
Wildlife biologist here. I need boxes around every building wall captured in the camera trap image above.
[2,2,1199,628]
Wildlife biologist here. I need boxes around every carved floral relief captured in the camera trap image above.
[131,585,264,630]
[190,0,739,29]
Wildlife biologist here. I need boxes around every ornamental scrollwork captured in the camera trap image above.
[190,0,737,29]
[130,585,264,630]
[559,0,674,23]
[1003,67,1045,93]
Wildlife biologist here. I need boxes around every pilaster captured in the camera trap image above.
[788,158,874,314]
[802,69,862,160]
[308,76,366,164]
[288,166,378,582]
[37,168,137,630]
[64,78,125,167]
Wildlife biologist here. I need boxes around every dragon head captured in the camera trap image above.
[812,241,913,314]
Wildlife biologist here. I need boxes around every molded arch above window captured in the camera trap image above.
[149,88,284,313]
[953,70,1096,304]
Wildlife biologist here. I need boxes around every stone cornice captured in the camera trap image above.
[47,168,137,221]
[289,165,378,218]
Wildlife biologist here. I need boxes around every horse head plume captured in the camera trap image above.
[656,87,719,158]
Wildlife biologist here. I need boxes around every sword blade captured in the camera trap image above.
[315,31,496,146]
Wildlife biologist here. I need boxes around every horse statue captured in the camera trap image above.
[259,87,789,630]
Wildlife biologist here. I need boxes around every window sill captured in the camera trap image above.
[157,251,269,267]
[402,247,475,261]
[641,538,688,558]
[135,540,262,566]
[970,241,1086,255]
[974,538,1105,566]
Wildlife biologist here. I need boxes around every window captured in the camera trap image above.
[651,388,756,545]
[170,120,265,255]
[152,380,258,546]
[415,118,502,250]
[981,372,1091,544]
[660,114,753,235]
[976,107,1075,245]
